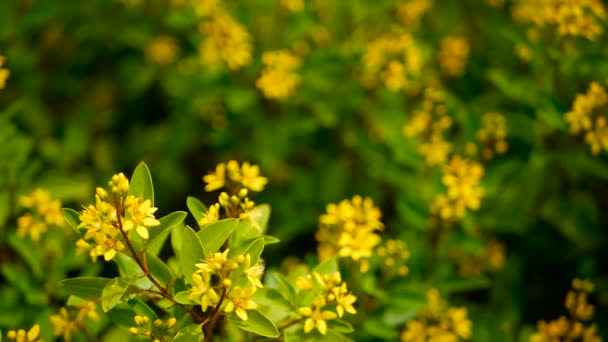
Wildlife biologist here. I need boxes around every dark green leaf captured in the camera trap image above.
[186,196,207,226]
[197,218,238,255]
[59,277,111,300]
[172,324,204,342]
[181,225,207,284]
[128,162,154,205]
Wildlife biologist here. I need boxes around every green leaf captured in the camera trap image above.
[130,299,158,320]
[439,277,490,294]
[63,208,82,235]
[114,254,152,289]
[149,211,187,244]
[263,236,280,245]
[174,291,197,305]
[249,204,271,234]
[101,277,136,312]
[7,234,42,277]
[230,219,261,246]
[172,324,204,342]
[146,253,174,288]
[243,238,264,265]
[328,319,354,333]
[313,258,339,275]
[186,196,207,226]
[59,277,111,300]
[197,218,238,255]
[272,272,296,304]
[181,225,207,284]
[227,310,279,338]
[128,162,154,205]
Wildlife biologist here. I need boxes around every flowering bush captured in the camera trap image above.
[1,0,607,341]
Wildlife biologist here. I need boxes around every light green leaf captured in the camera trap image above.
[181,226,207,284]
[59,277,111,300]
[146,253,173,288]
[172,324,204,342]
[312,258,338,275]
[263,236,280,245]
[272,272,296,304]
[249,204,271,234]
[174,291,197,305]
[114,254,152,289]
[186,196,207,226]
[63,208,82,235]
[128,162,154,205]
[101,277,135,312]
[197,218,238,255]
[243,238,264,265]
[227,310,279,338]
[148,211,187,246]
[328,319,354,333]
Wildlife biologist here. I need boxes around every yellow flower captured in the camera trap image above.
[225,286,258,320]
[280,0,304,12]
[145,35,179,66]
[200,203,220,225]
[123,196,160,239]
[240,162,268,191]
[189,272,219,312]
[397,0,433,27]
[16,214,47,242]
[196,249,231,276]
[203,163,226,191]
[199,12,252,70]
[51,307,78,342]
[420,134,453,166]
[256,50,302,100]
[333,283,357,318]
[0,55,10,89]
[242,254,265,288]
[7,324,42,342]
[298,297,337,335]
[438,36,470,77]
[565,82,608,155]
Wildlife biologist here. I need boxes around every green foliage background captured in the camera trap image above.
[0,0,607,340]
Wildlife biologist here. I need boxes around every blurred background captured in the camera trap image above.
[1,0,607,340]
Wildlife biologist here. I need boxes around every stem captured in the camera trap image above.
[114,196,204,323]
[203,288,228,341]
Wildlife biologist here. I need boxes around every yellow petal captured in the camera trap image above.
[225,301,235,313]
[236,308,248,320]
[104,249,116,261]
[304,318,315,333]
[136,225,149,239]
[316,319,327,335]
[28,324,40,340]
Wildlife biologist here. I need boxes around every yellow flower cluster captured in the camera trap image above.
[397,0,433,27]
[194,1,252,70]
[564,82,608,155]
[296,271,357,335]
[438,36,470,77]
[202,161,267,220]
[145,35,179,66]
[475,112,509,160]
[76,173,160,262]
[403,87,454,166]
[401,289,472,342]
[530,279,601,342]
[50,301,99,342]
[0,55,9,89]
[430,156,484,220]
[6,325,42,342]
[376,239,410,277]
[316,195,384,271]
[256,50,302,100]
[129,315,176,340]
[362,32,424,91]
[189,249,264,320]
[17,188,65,241]
[450,238,506,277]
[512,0,606,40]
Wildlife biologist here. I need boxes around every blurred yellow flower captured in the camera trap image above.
[145,35,179,66]
[256,50,302,100]
[438,36,470,77]
[0,55,9,89]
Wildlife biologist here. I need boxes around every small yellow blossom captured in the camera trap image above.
[51,307,78,342]
[397,0,433,27]
[401,289,473,342]
[199,12,253,70]
[256,50,302,100]
[512,0,606,40]
[123,196,160,239]
[438,36,470,77]
[200,203,220,225]
[316,195,384,266]
[7,324,42,342]
[203,161,268,192]
[225,286,258,320]
[145,35,179,66]
[0,55,10,89]
[565,82,608,155]
[363,33,423,91]
[242,254,265,288]
[280,0,304,12]
[430,155,484,220]
[529,279,601,342]
[298,297,338,335]
[476,112,509,160]
[189,272,220,312]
